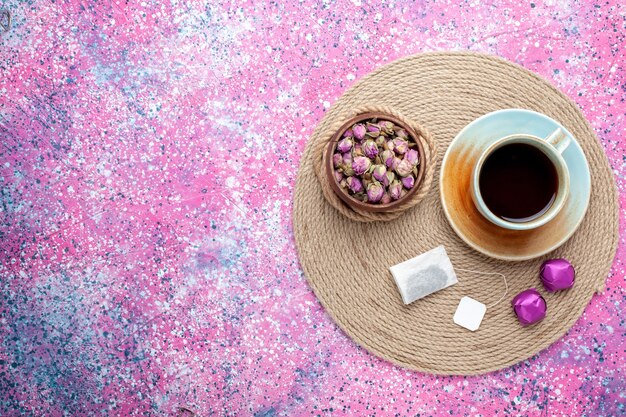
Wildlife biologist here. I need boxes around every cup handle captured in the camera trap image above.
[545,128,571,154]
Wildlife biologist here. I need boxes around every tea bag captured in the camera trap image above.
[389,245,458,304]
[453,268,508,331]
[390,247,508,332]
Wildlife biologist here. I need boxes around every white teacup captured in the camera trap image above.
[471,129,571,231]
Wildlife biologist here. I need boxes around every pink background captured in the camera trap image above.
[1,0,625,415]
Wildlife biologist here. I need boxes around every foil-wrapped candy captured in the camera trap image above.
[540,258,575,292]
[511,288,546,326]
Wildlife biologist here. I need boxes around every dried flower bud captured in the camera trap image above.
[333,153,343,168]
[352,156,371,176]
[352,124,366,141]
[401,175,415,189]
[347,176,363,194]
[381,192,391,204]
[393,138,408,155]
[367,181,384,203]
[334,169,344,183]
[395,128,408,138]
[389,180,403,200]
[386,171,396,186]
[363,140,379,159]
[367,123,380,133]
[341,153,353,175]
[337,137,353,153]
[352,143,364,157]
[372,164,387,183]
[395,159,413,177]
[343,128,353,138]
[381,150,394,168]
[406,149,419,166]
[366,123,380,135]
[375,136,386,147]
[391,157,402,171]
[378,120,394,134]
[384,139,395,152]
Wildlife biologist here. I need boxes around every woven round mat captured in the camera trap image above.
[293,52,618,375]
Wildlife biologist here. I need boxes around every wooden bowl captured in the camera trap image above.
[325,112,427,213]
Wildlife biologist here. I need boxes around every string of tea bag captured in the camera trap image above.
[452,268,508,331]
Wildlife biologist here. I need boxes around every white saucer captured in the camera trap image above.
[440,109,591,261]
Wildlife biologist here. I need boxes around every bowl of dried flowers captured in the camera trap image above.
[325,112,427,213]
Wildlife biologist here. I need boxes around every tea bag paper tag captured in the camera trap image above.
[389,245,458,305]
[453,296,486,331]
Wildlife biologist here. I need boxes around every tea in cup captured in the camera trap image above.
[471,129,571,231]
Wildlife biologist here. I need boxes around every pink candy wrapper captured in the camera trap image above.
[511,288,546,326]
[540,258,575,292]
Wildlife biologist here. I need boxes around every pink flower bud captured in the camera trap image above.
[337,137,353,153]
[347,176,363,193]
[372,165,387,183]
[382,150,394,168]
[365,126,380,139]
[352,156,371,176]
[401,175,415,189]
[366,181,384,203]
[367,123,380,132]
[389,180,403,200]
[363,140,379,159]
[334,169,344,183]
[393,138,408,154]
[342,153,354,176]
[343,128,353,138]
[381,192,391,204]
[378,120,394,133]
[385,171,395,186]
[352,124,366,140]
[395,128,408,138]
[391,157,401,171]
[352,143,364,157]
[406,149,419,165]
[333,153,343,168]
[395,159,413,177]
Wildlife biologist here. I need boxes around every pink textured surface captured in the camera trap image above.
[1,1,625,415]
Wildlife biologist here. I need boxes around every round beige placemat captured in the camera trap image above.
[293,52,618,375]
